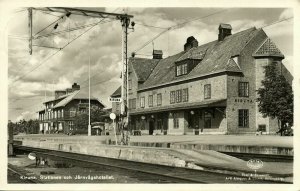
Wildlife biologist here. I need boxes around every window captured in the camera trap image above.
[238,109,249,128]
[173,113,179,129]
[148,95,153,107]
[157,93,162,106]
[176,63,188,76]
[182,64,188,74]
[70,107,76,117]
[204,84,211,99]
[239,82,249,97]
[115,102,120,111]
[182,88,188,102]
[175,90,182,103]
[69,121,74,130]
[128,80,132,90]
[140,97,145,108]
[204,111,212,128]
[157,119,163,130]
[129,98,136,109]
[258,125,266,132]
[170,91,175,104]
[79,108,86,113]
[176,65,182,76]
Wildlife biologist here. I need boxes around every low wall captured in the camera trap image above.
[15,135,293,156]
[170,143,293,156]
[19,139,202,170]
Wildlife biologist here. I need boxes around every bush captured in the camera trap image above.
[74,129,87,134]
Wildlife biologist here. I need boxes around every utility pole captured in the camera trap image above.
[28,8,32,55]
[44,81,47,135]
[88,57,91,136]
[120,16,132,145]
[27,8,134,140]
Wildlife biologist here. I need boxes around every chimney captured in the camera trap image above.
[153,50,163,59]
[72,83,80,91]
[218,23,232,41]
[184,36,198,51]
[55,90,66,99]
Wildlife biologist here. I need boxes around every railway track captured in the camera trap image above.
[8,164,40,183]
[13,145,290,184]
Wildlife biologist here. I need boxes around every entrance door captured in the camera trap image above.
[149,120,154,135]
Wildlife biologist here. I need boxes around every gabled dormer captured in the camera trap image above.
[175,37,206,77]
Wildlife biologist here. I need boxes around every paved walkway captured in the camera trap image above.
[15,134,293,148]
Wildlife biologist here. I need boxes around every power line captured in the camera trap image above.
[33,16,65,37]
[38,10,62,18]
[261,17,293,28]
[81,77,115,89]
[134,22,169,29]
[34,19,115,40]
[9,17,110,86]
[13,9,27,13]
[132,9,228,53]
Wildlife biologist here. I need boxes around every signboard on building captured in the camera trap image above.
[108,97,122,102]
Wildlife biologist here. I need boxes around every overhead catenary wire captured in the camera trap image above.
[9,8,121,87]
[38,10,62,18]
[132,11,293,55]
[33,15,65,37]
[260,17,293,28]
[132,9,229,53]
[34,19,115,40]
[134,22,169,29]
[9,17,110,86]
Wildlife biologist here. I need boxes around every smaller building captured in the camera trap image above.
[38,83,105,134]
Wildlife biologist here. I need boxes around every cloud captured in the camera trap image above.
[16,111,38,121]
[7,7,293,121]
[230,19,266,32]
[282,55,293,75]
[279,9,293,20]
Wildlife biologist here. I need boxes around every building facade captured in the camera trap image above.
[38,83,105,134]
[111,23,292,135]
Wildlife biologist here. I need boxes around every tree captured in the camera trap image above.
[257,63,293,134]
[73,108,109,134]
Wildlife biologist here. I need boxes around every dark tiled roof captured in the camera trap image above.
[53,89,105,108]
[43,93,69,104]
[139,27,261,90]
[176,47,206,62]
[110,58,159,97]
[129,99,226,115]
[111,86,121,97]
[130,57,160,82]
[253,38,284,58]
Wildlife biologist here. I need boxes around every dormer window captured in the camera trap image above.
[232,56,238,64]
[176,63,188,76]
[175,47,206,77]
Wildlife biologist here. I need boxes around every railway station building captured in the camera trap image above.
[38,83,105,134]
[111,23,292,135]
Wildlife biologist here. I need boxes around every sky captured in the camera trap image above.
[6,7,293,122]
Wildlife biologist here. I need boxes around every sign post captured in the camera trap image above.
[110,113,117,145]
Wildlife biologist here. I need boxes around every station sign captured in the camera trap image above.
[108,97,122,102]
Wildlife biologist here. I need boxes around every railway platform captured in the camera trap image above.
[12,134,293,183]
